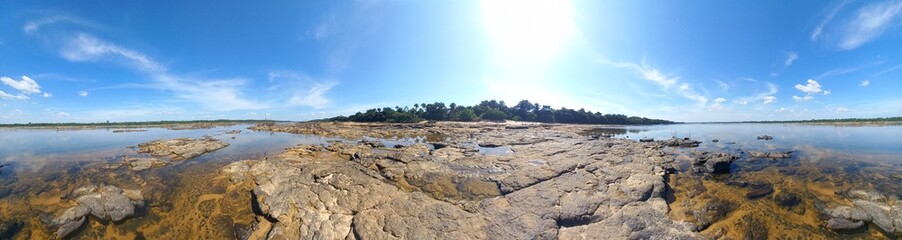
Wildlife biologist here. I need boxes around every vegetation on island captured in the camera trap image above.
[742,117,902,124]
[327,100,674,125]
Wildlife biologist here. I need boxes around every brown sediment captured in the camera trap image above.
[0,152,259,239]
[668,159,897,239]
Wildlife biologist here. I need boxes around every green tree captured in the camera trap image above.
[457,108,478,121]
[481,108,507,121]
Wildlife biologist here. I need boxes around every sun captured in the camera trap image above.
[482,0,578,65]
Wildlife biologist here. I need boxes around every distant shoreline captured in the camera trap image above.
[0,119,281,129]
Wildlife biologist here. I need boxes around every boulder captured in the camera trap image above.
[52,185,144,238]
[704,154,735,174]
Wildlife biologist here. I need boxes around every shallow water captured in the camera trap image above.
[0,125,330,239]
[597,123,902,238]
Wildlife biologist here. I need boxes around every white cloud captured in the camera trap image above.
[784,51,798,66]
[735,82,778,105]
[873,64,902,76]
[710,97,727,111]
[598,58,711,107]
[795,79,823,95]
[836,107,850,113]
[793,95,814,102]
[838,0,902,50]
[0,91,29,100]
[812,0,850,40]
[714,80,730,90]
[55,112,71,118]
[1,76,42,94]
[60,33,164,72]
[677,83,707,105]
[23,16,101,34]
[267,71,338,109]
[57,33,266,111]
[861,79,870,86]
[43,92,52,97]
[598,58,678,89]
[793,79,830,101]
[78,90,88,97]
[817,67,859,79]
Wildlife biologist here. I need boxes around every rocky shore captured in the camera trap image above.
[235,121,902,239]
[228,122,701,239]
[2,121,897,239]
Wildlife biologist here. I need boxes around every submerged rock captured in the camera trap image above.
[746,184,774,199]
[122,156,168,171]
[825,190,902,235]
[704,154,736,174]
[661,138,701,147]
[52,185,144,238]
[756,135,774,140]
[774,191,801,207]
[747,150,792,159]
[691,152,737,174]
[0,220,23,239]
[826,218,865,232]
[137,137,229,161]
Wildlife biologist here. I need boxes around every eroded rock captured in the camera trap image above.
[824,190,902,235]
[223,122,699,239]
[137,137,229,161]
[122,156,167,171]
[747,150,792,159]
[826,218,865,232]
[52,185,143,238]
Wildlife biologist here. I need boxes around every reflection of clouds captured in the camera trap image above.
[3,149,125,173]
[791,144,900,166]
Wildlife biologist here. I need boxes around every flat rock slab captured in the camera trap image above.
[137,137,229,161]
[226,122,698,239]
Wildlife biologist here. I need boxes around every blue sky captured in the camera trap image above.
[2,0,902,123]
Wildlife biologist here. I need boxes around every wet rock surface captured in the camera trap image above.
[227,122,698,239]
[137,137,229,161]
[51,185,144,238]
[122,156,168,171]
[747,150,792,159]
[826,218,865,232]
[823,190,902,235]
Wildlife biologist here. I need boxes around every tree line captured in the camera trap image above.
[327,100,674,125]
[0,119,274,128]
[743,117,902,123]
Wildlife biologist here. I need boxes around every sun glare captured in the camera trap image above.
[482,0,578,65]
